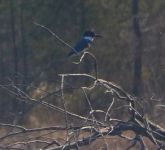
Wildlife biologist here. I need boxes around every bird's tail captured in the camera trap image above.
[67,51,75,57]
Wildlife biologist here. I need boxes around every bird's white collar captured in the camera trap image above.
[83,36,94,42]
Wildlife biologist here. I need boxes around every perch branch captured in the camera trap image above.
[34,22,78,54]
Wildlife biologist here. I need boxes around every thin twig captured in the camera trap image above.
[60,75,69,143]
[34,22,78,54]
[73,52,98,79]
[105,97,115,121]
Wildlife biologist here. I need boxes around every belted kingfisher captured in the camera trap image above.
[67,30,102,57]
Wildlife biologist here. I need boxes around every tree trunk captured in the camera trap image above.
[132,0,143,96]
[9,0,19,113]
[9,0,18,84]
[20,1,28,92]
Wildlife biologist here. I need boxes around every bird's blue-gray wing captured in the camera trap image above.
[67,39,90,56]
[74,39,89,52]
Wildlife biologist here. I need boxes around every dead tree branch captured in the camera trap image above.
[0,72,165,149]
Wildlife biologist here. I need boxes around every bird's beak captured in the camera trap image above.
[95,34,103,38]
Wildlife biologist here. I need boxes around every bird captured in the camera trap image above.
[67,30,102,57]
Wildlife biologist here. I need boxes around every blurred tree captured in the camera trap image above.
[132,0,142,96]
[20,0,28,92]
[9,0,20,114]
[9,0,18,84]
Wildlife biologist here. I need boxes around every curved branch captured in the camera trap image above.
[34,22,78,55]
[73,52,98,79]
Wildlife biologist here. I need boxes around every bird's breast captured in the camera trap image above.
[83,36,94,42]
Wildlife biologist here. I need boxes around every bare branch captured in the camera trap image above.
[34,22,79,55]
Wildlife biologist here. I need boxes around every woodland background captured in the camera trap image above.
[0,0,165,149]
